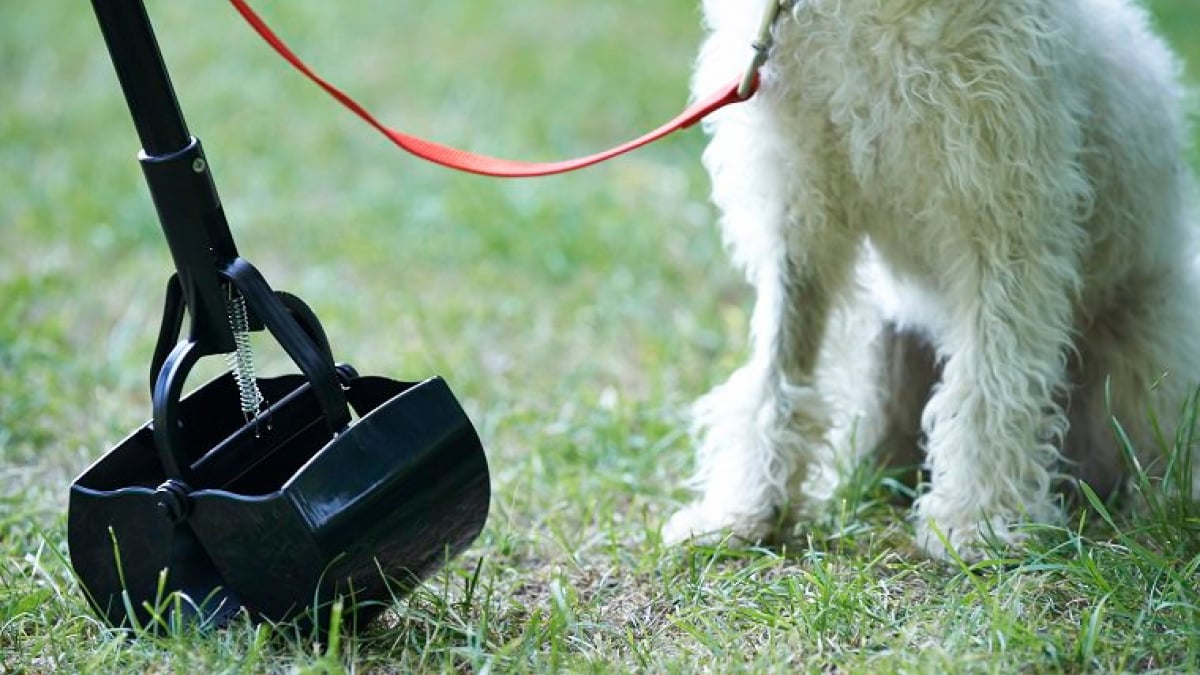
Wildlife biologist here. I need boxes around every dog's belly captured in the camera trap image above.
[855,239,947,336]
[860,211,939,276]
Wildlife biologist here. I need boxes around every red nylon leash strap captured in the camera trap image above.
[228,0,753,178]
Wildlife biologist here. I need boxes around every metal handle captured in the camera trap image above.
[91,0,190,156]
[91,0,242,356]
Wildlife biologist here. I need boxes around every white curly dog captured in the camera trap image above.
[664,0,1200,559]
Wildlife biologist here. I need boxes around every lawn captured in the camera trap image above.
[2,0,1199,672]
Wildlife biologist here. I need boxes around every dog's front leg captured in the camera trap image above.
[663,144,857,545]
[914,228,1080,560]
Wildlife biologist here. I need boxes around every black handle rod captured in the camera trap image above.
[90,0,241,357]
[90,0,190,157]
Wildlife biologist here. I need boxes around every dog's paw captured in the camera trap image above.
[661,503,774,547]
[913,515,1028,563]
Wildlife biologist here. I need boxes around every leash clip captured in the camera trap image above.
[738,0,792,99]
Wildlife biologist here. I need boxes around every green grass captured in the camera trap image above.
[2,0,1199,671]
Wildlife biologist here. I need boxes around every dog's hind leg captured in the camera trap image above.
[1065,274,1200,502]
[834,319,937,464]
[819,288,938,493]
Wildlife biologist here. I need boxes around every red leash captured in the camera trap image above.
[228,0,756,178]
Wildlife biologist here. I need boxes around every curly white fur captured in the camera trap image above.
[664,0,1200,560]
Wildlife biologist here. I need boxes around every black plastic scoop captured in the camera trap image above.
[68,0,489,630]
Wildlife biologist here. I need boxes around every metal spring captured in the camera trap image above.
[225,288,264,419]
